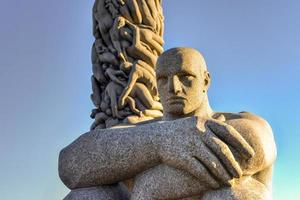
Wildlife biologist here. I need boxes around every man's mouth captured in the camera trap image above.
[167,96,186,104]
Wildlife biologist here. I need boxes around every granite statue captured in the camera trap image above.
[90,0,164,129]
[59,48,276,199]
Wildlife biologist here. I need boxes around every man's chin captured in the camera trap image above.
[166,104,199,118]
[166,104,185,115]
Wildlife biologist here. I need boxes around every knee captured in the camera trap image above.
[64,185,129,200]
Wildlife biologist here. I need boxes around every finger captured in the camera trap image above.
[193,145,232,186]
[178,156,220,189]
[206,120,255,160]
[200,130,243,178]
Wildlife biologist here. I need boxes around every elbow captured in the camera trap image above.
[58,147,79,189]
[243,119,277,175]
[58,133,109,189]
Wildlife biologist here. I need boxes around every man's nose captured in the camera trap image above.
[168,75,182,94]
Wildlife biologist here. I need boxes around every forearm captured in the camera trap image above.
[59,124,161,189]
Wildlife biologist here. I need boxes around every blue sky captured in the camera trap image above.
[0,0,299,199]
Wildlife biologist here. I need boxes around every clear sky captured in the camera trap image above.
[0,0,299,199]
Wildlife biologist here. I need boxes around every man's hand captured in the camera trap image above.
[156,117,255,189]
[203,119,255,177]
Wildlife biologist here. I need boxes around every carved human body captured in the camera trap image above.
[60,48,276,200]
[94,80,162,126]
[119,59,159,109]
[130,48,275,199]
[91,0,164,128]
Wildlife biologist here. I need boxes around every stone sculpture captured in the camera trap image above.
[90,0,164,129]
[59,47,276,199]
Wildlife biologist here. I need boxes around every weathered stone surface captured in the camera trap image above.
[63,184,130,200]
[60,45,277,199]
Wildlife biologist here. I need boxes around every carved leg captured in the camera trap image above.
[134,86,162,110]
[106,82,123,119]
[109,20,127,64]
[131,42,157,68]
[125,96,142,116]
[132,83,156,109]
[140,29,163,54]
[137,0,153,26]
[201,177,271,200]
[64,184,130,200]
[142,109,162,118]
[119,72,139,108]
[125,0,142,24]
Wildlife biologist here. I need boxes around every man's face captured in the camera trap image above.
[156,50,209,117]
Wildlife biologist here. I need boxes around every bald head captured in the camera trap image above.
[156,47,207,77]
[155,47,211,119]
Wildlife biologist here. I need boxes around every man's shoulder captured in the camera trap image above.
[214,111,276,171]
[213,111,274,142]
[213,111,271,128]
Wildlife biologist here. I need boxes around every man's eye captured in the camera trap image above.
[179,75,194,81]
[186,75,194,80]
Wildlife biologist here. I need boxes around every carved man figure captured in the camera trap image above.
[131,47,277,199]
[59,48,276,200]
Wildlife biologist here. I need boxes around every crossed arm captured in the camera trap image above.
[59,113,276,195]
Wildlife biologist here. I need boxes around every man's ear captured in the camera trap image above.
[204,71,211,90]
